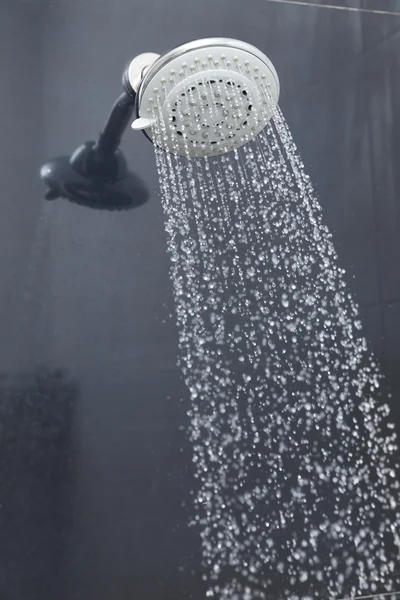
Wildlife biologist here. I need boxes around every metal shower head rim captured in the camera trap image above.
[137,37,280,109]
[130,37,280,158]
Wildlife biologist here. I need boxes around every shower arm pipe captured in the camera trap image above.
[93,53,160,160]
[93,89,137,159]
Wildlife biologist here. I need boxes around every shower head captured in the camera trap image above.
[129,38,280,158]
[40,37,278,208]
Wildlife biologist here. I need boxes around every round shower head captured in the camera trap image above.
[130,38,279,158]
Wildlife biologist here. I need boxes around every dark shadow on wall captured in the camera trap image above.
[0,366,78,600]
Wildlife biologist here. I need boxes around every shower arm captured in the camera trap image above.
[92,89,137,162]
[39,54,159,210]
[88,64,140,170]
[84,53,159,173]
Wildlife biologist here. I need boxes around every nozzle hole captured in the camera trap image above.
[177,130,183,136]
[248,104,253,111]
[242,90,248,97]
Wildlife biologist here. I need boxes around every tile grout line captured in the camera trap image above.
[364,74,387,362]
[358,0,386,361]
[261,0,400,18]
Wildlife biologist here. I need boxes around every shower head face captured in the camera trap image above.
[131,38,280,158]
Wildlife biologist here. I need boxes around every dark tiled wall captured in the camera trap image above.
[1,0,400,598]
[0,0,46,372]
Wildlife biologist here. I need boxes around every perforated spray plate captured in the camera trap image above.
[131,38,280,158]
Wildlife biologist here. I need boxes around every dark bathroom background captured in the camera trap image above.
[0,0,399,598]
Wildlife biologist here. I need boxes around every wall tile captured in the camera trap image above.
[365,32,400,301]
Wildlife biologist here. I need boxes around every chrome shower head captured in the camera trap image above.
[40,38,279,208]
[129,38,280,158]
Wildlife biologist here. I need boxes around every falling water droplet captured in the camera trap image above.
[151,91,400,600]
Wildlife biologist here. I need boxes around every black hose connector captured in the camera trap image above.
[39,69,149,211]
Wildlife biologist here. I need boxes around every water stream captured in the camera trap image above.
[151,80,400,600]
